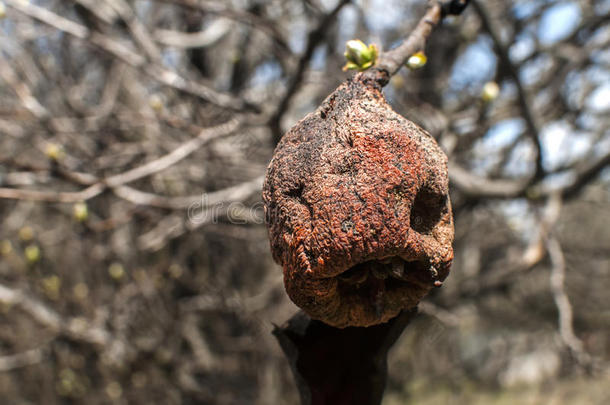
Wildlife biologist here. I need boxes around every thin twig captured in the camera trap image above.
[163,0,292,55]
[363,0,470,84]
[0,62,49,119]
[0,347,46,372]
[546,234,592,369]
[449,150,610,200]
[0,283,117,348]
[109,0,162,62]
[153,19,231,49]
[0,119,241,203]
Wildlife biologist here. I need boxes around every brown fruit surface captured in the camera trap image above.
[263,73,454,328]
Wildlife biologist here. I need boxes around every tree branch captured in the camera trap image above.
[274,309,417,405]
[4,0,255,111]
[470,0,544,181]
[0,347,45,372]
[363,0,470,85]
[546,234,592,369]
[0,118,241,203]
[270,0,352,144]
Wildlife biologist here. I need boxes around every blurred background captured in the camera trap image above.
[0,0,609,403]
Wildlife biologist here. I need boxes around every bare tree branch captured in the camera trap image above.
[270,0,352,144]
[471,0,544,181]
[0,118,241,203]
[546,234,592,368]
[0,347,46,372]
[4,0,255,111]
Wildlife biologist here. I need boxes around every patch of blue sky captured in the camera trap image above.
[509,34,535,64]
[585,65,610,86]
[363,0,412,34]
[594,0,610,14]
[0,9,15,36]
[249,61,282,87]
[540,121,591,171]
[480,118,525,150]
[469,153,500,176]
[596,134,610,160]
[590,47,610,66]
[575,113,596,131]
[539,170,576,191]
[586,83,610,113]
[288,18,308,54]
[503,141,535,177]
[449,36,497,92]
[538,2,581,45]
[497,199,535,242]
[519,54,553,87]
[336,5,358,52]
[470,119,526,176]
[511,1,544,20]
[311,46,327,71]
[161,49,181,69]
[562,70,585,109]
[34,30,65,55]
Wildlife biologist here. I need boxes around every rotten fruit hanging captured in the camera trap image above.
[263,72,454,328]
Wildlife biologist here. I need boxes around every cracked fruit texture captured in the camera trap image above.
[263,73,454,328]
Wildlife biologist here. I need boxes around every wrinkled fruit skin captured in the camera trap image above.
[263,73,454,328]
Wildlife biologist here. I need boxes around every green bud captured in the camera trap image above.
[149,94,163,112]
[0,240,12,256]
[343,40,378,72]
[108,262,125,280]
[24,244,41,264]
[73,202,88,222]
[45,143,65,161]
[42,275,61,300]
[481,81,500,102]
[18,226,34,241]
[406,51,427,70]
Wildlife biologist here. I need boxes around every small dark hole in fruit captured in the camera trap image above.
[410,186,446,234]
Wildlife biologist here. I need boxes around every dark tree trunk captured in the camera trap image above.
[274,309,417,405]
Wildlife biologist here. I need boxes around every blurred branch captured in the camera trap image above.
[546,231,592,369]
[73,0,118,24]
[561,151,610,200]
[364,0,469,83]
[449,162,528,198]
[166,0,292,55]
[450,150,610,200]
[104,118,241,187]
[0,62,49,119]
[114,174,264,210]
[137,176,264,250]
[0,118,241,203]
[108,0,162,62]
[0,347,45,372]
[4,0,255,111]
[471,0,544,181]
[154,19,231,48]
[270,0,351,144]
[456,193,561,297]
[0,283,119,349]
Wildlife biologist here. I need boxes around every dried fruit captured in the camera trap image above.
[263,73,454,328]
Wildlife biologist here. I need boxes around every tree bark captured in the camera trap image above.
[274,309,417,405]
